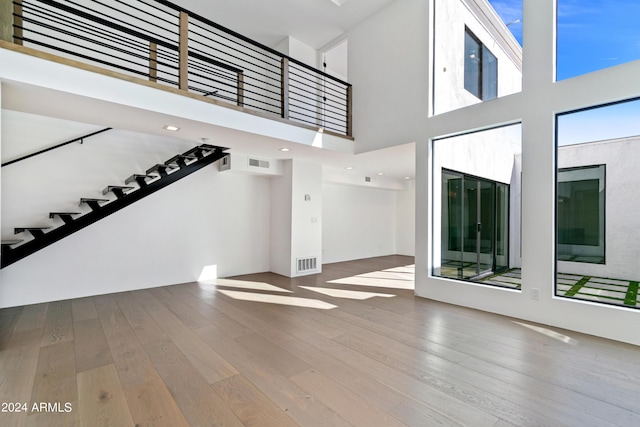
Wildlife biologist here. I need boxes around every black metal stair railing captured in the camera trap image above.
[9,0,353,137]
[1,143,228,269]
[1,127,112,167]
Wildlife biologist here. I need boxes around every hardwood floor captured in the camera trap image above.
[1,255,640,426]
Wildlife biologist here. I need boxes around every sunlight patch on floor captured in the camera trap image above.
[328,276,414,290]
[198,279,292,293]
[383,265,415,273]
[327,264,415,290]
[299,286,396,300]
[357,271,415,281]
[217,290,337,309]
[513,321,578,345]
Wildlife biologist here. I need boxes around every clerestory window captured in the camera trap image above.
[464,27,498,101]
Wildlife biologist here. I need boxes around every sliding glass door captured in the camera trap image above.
[439,170,509,280]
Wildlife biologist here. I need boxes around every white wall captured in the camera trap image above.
[275,36,318,68]
[291,160,323,274]
[0,162,272,308]
[396,180,415,256]
[322,182,397,263]
[348,0,429,153]
[1,110,103,163]
[1,125,198,237]
[270,159,323,277]
[269,160,293,276]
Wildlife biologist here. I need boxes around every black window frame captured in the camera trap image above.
[556,164,606,264]
[464,27,498,101]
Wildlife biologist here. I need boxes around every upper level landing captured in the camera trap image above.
[0,0,353,155]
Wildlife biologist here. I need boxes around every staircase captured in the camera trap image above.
[1,143,228,268]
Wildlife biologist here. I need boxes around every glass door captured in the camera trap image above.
[462,178,480,278]
[477,179,495,275]
[438,170,508,281]
[495,183,510,272]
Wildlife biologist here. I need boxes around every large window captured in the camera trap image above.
[432,124,521,290]
[557,165,605,263]
[464,28,498,101]
[556,99,640,309]
[557,0,640,80]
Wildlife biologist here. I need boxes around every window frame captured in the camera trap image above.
[556,164,606,265]
[464,27,498,101]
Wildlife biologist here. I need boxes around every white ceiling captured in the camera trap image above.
[179,0,396,49]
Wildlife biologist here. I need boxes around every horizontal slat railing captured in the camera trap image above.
[7,0,352,137]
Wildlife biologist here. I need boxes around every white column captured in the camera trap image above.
[270,159,322,277]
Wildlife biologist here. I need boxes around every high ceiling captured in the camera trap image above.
[177,0,396,49]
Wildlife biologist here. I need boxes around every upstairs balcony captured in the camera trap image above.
[1,0,352,138]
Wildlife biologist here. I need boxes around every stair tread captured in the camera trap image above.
[125,173,157,184]
[80,197,109,202]
[165,154,198,166]
[146,164,174,173]
[49,212,81,215]
[104,185,135,190]
[182,145,226,160]
[15,226,51,230]
[1,239,23,245]
[168,154,197,159]
[126,173,156,178]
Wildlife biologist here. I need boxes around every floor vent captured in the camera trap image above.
[297,256,318,273]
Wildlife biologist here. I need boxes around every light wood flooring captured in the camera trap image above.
[1,255,640,426]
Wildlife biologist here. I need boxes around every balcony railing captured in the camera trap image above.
[5,0,352,137]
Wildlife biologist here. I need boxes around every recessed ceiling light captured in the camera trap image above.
[279,147,291,152]
[404,176,411,180]
[377,172,384,176]
[345,166,353,170]
[163,125,180,131]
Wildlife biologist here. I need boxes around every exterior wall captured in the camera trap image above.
[558,137,640,281]
[433,0,522,115]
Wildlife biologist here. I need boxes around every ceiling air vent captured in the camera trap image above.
[248,157,270,168]
[365,176,371,182]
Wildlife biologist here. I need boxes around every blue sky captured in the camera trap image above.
[489,0,640,79]
[488,0,640,145]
